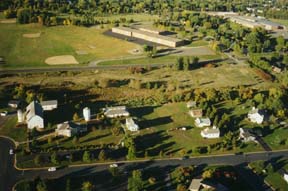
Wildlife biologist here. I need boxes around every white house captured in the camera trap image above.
[284,173,288,183]
[55,121,87,137]
[26,101,44,129]
[201,126,220,139]
[104,106,130,118]
[186,101,196,108]
[189,109,203,118]
[83,107,91,121]
[41,100,58,111]
[8,100,20,108]
[195,117,211,128]
[126,117,139,131]
[248,107,264,124]
[239,128,257,143]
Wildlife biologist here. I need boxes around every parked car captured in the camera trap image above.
[9,149,13,155]
[0,111,8,116]
[109,163,118,168]
[48,167,56,172]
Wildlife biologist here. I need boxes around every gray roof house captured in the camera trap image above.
[55,121,87,137]
[195,117,211,128]
[41,100,58,111]
[239,128,257,143]
[26,101,44,129]
[104,106,130,118]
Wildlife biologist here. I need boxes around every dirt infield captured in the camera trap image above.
[0,19,16,24]
[23,33,41,38]
[45,55,79,65]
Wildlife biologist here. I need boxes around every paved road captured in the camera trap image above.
[0,58,225,75]
[1,137,288,191]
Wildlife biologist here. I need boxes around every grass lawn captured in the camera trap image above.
[133,102,262,157]
[270,19,288,27]
[263,126,288,150]
[39,128,123,150]
[0,24,139,68]
[265,172,288,191]
[0,116,27,142]
[186,40,209,47]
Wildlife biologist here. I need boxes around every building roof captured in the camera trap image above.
[190,109,203,116]
[41,100,58,106]
[196,117,211,125]
[57,121,78,130]
[188,179,202,191]
[26,101,43,121]
[187,101,197,108]
[114,26,183,43]
[201,126,220,135]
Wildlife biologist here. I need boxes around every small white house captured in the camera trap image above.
[248,107,264,124]
[83,107,91,121]
[189,109,203,118]
[195,117,211,128]
[284,173,288,183]
[17,109,24,123]
[8,100,20,108]
[26,101,44,129]
[239,128,257,143]
[41,100,58,111]
[104,106,130,118]
[55,121,87,137]
[126,117,139,132]
[201,126,220,139]
[187,101,196,108]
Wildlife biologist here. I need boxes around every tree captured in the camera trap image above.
[51,151,59,165]
[17,8,31,24]
[109,166,119,177]
[128,170,144,191]
[98,149,106,161]
[34,155,42,166]
[82,151,91,162]
[72,136,79,145]
[36,179,48,191]
[202,169,215,179]
[66,179,71,191]
[73,113,80,121]
[81,181,93,191]
[127,144,136,160]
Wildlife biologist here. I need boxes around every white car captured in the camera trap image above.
[48,167,56,172]
[9,149,13,155]
[0,111,8,116]
[109,163,118,168]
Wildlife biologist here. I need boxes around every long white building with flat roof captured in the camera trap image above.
[112,27,185,47]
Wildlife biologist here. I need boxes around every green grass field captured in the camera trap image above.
[0,116,27,142]
[270,19,288,27]
[0,23,139,68]
[186,40,209,47]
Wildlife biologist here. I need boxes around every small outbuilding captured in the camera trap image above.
[126,117,139,132]
[189,109,203,118]
[41,100,58,111]
[104,106,130,118]
[248,107,264,124]
[55,121,87,137]
[201,126,220,139]
[195,117,211,128]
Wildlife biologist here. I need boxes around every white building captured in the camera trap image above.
[104,106,130,118]
[186,101,196,108]
[239,128,257,143]
[17,109,24,123]
[195,117,211,128]
[126,117,139,132]
[284,173,288,183]
[55,121,87,137]
[83,107,91,121]
[8,100,20,108]
[26,101,44,129]
[201,126,220,139]
[248,107,264,124]
[41,100,58,111]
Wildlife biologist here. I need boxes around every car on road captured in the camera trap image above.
[0,111,8,116]
[48,167,57,172]
[180,156,189,160]
[9,149,13,155]
[109,163,118,168]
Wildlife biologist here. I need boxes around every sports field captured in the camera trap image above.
[0,23,139,68]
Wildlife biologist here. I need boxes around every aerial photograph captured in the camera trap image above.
[0,0,288,191]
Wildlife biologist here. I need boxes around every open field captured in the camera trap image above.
[0,116,27,142]
[0,24,139,68]
[270,19,288,27]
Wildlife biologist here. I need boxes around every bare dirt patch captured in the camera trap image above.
[23,33,41,38]
[0,19,16,24]
[45,55,79,65]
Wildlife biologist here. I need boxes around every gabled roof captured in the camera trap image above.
[26,101,43,121]
[188,178,202,191]
[41,100,58,106]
